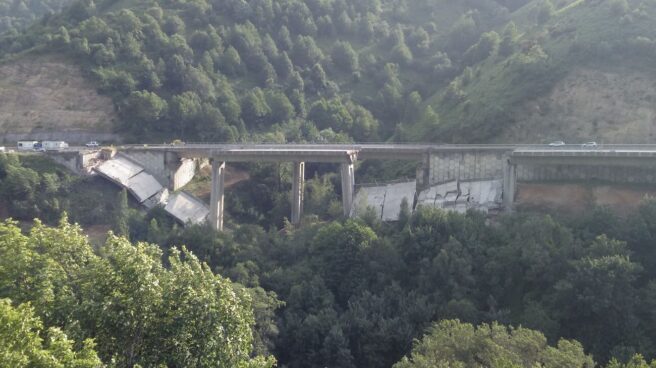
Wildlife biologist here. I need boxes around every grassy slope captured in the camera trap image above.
[412,0,656,143]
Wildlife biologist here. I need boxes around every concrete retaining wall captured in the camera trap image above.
[48,150,102,175]
[418,151,507,188]
[517,164,656,184]
[419,151,656,188]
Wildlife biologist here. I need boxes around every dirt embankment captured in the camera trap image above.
[516,182,656,215]
[499,67,656,143]
[186,165,251,202]
[0,54,120,143]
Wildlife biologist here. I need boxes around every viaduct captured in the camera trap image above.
[47,144,656,231]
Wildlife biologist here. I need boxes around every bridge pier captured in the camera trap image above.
[503,158,516,212]
[418,152,432,191]
[341,163,355,217]
[209,160,226,231]
[291,162,305,225]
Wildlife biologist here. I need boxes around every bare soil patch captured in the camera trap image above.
[0,54,117,137]
[516,182,656,215]
[498,67,656,143]
[84,224,112,246]
[187,164,251,202]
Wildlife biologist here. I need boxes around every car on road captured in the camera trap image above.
[548,141,566,147]
[581,141,598,148]
[85,141,99,148]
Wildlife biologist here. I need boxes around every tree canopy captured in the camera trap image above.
[0,216,274,368]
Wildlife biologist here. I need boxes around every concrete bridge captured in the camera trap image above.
[45,143,656,231]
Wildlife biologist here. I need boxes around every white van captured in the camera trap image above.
[42,141,69,151]
[17,141,39,151]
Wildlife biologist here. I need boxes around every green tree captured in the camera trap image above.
[0,218,275,367]
[50,26,70,48]
[266,90,295,124]
[277,25,293,50]
[332,41,359,72]
[463,31,500,66]
[221,46,244,76]
[553,236,643,360]
[349,103,379,141]
[262,33,279,59]
[309,63,328,92]
[276,51,294,79]
[0,299,102,368]
[310,220,377,305]
[292,35,323,67]
[607,355,656,368]
[537,0,555,25]
[163,14,185,35]
[170,91,202,137]
[309,98,353,132]
[394,319,595,368]
[242,88,271,127]
[499,21,519,57]
[195,103,230,140]
[392,38,413,65]
[123,90,168,125]
[113,189,129,237]
[445,14,479,56]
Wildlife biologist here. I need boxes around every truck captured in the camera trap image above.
[42,141,69,151]
[17,141,39,151]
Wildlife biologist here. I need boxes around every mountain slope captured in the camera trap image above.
[0,0,75,33]
[0,53,118,142]
[412,0,656,143]
[1,0,655,145]
[0,0,512,143]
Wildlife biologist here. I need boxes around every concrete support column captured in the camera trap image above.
[209,160,226,231]
[503,158,516,212]
[418,152,432,191]
[291,162,305,225]
[341,163,355,217]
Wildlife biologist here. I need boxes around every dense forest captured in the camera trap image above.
[7,152,656,367]
[4,0,656,366]
[2,0,656,143]
[7,162,656,366]
[0,0,74,33]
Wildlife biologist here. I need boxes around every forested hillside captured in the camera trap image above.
[2,0,655,143]
[0,0,74,33]
[7,182,656,366]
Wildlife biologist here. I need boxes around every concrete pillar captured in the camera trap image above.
[341,163,355,217]
[503,158,516,212]
[291,162,305,225]
[209,160,226,231]
[419,152,431,190]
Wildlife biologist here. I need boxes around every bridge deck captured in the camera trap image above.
[49,143,656,163]
[121,143,527,162]
[178,147,359,163]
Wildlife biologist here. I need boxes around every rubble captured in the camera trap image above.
[352,179,504,221]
